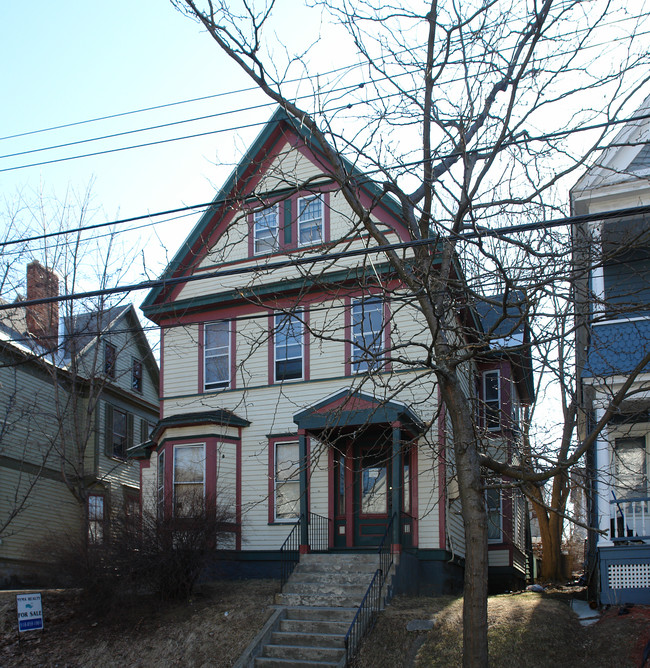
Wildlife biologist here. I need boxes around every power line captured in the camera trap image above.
[2,203,649,313]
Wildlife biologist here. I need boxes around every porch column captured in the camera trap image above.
[299,430,310,553]
[391,422,402,552]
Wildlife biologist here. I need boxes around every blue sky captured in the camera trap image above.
[0,2,297,283]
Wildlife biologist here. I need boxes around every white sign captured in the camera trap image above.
[16,593,44,632]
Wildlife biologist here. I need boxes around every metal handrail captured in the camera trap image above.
[279,519,301,590]
[279,512,331,590]
[344,568,382,664]
[378,512,396,586]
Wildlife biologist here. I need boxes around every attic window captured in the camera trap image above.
[132,359,142,393]
[298,196,323,246]
[105,343,116,378]
[254,205,279,255]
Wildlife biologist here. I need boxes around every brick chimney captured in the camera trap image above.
[25,261,59,351]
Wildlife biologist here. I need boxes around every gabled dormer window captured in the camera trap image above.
[254,205,279,255]
[298,196,323,246]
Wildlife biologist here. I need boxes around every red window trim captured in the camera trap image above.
[344,294,391,376]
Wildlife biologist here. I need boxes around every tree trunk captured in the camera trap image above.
[442,378,489,668]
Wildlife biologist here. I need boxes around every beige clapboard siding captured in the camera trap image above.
[162,324,199,398]
[141,452,158,517]
[446,498,467,558]
[0,468,81,562]
[414,441,441,550]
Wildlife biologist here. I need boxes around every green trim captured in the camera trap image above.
[143,262,396,318]
[134,432,242,459]
[0,454,65,482]
[284,198,292,245]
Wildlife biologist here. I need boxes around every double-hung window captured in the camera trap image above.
[486,487,502,542]
[204,321,230,390]
[88,495,105,544]
[351,299,384,373]
[298,196,323,246]
[614,437,647,498]
[275,313,303,381]
[105,342,116,378]
[254,205,279,255]
[173,444,205,517]
[105,404,132,460]
[274,441,300,521]
[483,370,501,431]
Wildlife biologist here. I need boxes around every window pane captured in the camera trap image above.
[615,438,646,496]
[298,197,323,245]
[275,314,302,381]
[174,445,205,483]
[254,206,279,254]
[276,442,299,481]
[205,322,229,349]
[361,465,387,514]
[174,483,203,517]
[276,481,300,519]
[112,409,128,458]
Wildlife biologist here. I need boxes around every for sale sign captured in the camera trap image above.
[16,593,44,632]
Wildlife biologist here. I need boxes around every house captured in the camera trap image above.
[0,261,159,585]
[572,94,650,604]
[136,108,532,594]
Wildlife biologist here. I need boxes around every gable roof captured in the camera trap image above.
[141,106,406,316]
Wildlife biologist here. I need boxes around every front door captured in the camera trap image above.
[353,444,391,547]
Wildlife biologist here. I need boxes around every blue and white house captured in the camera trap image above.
[572,94,650,604]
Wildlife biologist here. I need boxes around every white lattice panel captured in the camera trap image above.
[608,563,650,589]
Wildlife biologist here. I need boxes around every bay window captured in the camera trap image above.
[173,444,205,517]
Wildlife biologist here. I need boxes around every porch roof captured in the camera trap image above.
[293,388,426,434]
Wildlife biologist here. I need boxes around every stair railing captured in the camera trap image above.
[279,519,301,591]
[344,568,382,664]
[344,512,397,664]
[279,512,331,590]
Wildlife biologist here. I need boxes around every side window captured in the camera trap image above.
[105,342,116,378]
[173,444,205,517]
[351,299,384,373]
[157,450,165,519]
[132,358,143,392]
[254,205,279,255]
[105,404,133,460]
[274,441,300,522]
[274,313,303,381]
[204,321,230,390]
[483,370,501,431]
[298,196,323,246]
[614,437,647,497]
[88,494,105,544]
[486,488,502,542]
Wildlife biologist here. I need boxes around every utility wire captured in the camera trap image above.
[2,203,649,312]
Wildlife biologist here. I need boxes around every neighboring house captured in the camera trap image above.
[136,108,532,593]
[572,95,650,604]
[0,261,159,585]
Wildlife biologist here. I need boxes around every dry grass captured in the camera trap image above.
[0,580,278,667]
[354,591,650,668]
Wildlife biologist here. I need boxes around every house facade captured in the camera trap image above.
[0,262,159,584]
[572,95,650,604]
[138,109,531,593]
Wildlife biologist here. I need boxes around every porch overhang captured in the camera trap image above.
[292,388,425,436]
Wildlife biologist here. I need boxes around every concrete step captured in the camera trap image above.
[254,658,340,668]
[276,592,363,607]
[291,567,377,582]
[285,606,356,622]
[298,553,378,570]
[262,644,345,662]
[280,618,351,635]
[281,582,369,598]
[270,630,346,648]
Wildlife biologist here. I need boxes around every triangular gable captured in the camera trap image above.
[142,107,406,316]
[293,387,424,433]
[571,94,650,196]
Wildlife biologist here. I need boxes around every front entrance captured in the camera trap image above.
[332,429,412,549]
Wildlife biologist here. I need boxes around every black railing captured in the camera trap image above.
[279,520,301,590]
[279,512,331,590]
[308,512,331,552]
[344,568,382,664]
[378,512,396,587]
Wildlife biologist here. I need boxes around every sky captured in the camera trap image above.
[0,1,346,300]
